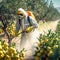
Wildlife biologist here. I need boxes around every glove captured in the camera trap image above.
[25,26,33,33]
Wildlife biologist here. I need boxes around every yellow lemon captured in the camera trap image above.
[10,47,16,54]
[47,46,51,50]
[0,29,3,33]
[0,54,4,58]
[0,41,2,45]
[0,51,4,58]
[54,45,58,48]
[26,26,33,33]
[3,50,6,54]
[44,39,48,43]
[0,45,2,50]
[35,56,39,60]
[40,49,43,53]
[6,55,10,58]
[5,55,11,60]
[15,55,19,59]
[4,42,9,47]
[3,42,9,50]
[48,50,53,56]
[20,57,24,60]
[38,42,40,46]
[37,53,40,57]
[0,51,3,54]
[41,40,44,44]
[56,38,59,41]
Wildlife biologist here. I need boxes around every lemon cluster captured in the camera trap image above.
[6,22,16,37]
[0,21,18,37]
[0,29,3,34]
[34,30,60,60]
[0,41,25,60]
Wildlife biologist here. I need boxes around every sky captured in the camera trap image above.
[48,0,60,7]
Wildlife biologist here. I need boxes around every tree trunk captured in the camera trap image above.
[3,29,11,46]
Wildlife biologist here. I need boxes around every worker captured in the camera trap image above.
[15,8,38,51]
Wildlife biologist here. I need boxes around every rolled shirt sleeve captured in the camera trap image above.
[29,16,38,28]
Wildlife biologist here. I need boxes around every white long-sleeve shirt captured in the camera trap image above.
[16,16,38,32]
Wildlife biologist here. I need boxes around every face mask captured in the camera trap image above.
[18,14,24,19]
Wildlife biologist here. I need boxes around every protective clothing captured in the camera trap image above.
[15,8,39,52]
[15,8,38,34]
[27,11,36,21]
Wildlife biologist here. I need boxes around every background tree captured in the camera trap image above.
[0,0,19,45]
[19,0,60,21]
[0,0,60,45]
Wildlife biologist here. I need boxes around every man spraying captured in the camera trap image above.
[15,8,38,51]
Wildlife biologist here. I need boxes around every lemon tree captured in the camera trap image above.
[6,21,22,37]
[0,29,3,34]
[34,30,60,60]
[0,40,25,60]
